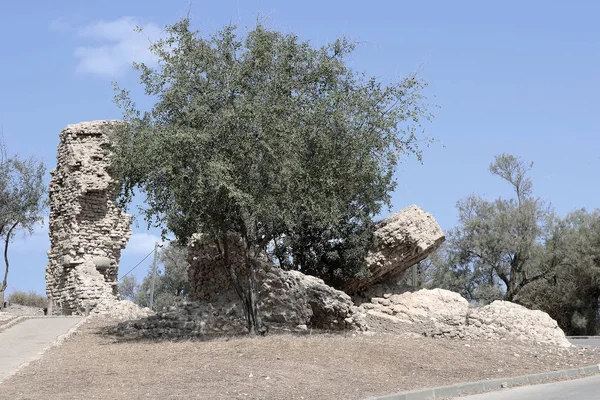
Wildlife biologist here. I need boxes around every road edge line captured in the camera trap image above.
[364,363,600,400]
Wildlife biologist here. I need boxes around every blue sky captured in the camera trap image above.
[1,0,598,295]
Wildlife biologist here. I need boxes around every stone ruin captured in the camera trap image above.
[343,205,446,294]
[46,121,132,315]
[121,207,572,347]
[184,234,368,333]
[114,206,447,336]
[187,206,445,302]
[46,121,573,348]
[150,205,447,333]
[363,288,572,347]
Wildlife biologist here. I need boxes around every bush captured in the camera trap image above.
[8,290,47,308]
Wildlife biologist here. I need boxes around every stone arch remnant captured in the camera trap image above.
[46,121,131,315]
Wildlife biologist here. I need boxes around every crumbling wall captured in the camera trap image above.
[341,205,446,294]
[46,121,131,315]
[184,205,444,332]
[116,262,367,338]
[187,233,246,303]
[187,205,445,302]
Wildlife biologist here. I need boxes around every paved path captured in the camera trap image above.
[0,317,83,383]
[454,374,600,399]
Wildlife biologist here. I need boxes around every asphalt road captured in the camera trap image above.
[569,338,600,348]
[0,317,83,383]
[455,374,600,400]
[453,338,600,399]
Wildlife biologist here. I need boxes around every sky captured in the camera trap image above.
[0,0,598,296]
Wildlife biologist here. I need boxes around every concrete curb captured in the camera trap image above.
[0,316,88,385]
[0,316,27,333]
[365,364,600,400]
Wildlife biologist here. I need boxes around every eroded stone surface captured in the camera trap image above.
[115,262,366,338]
[91,299,153,320]
[257,265,366,331]
[186,206,445,312]
[362,288,572,347]
[187,233,246,303]
[182,206,445,334]
[342,205,446,294]
[46,121,132,315]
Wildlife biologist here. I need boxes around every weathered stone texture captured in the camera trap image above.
[362,288,571,347]
[342,205,446,294]
[115,262,366,338]
[187,233,246,303]
[187,234,366,332]
[46,121,131,315]
[188,205,445,301]
[183,205,444,333]
[257,266,366,331]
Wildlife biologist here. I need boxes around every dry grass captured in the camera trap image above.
[7,291,47,308]
[1,317,600,400]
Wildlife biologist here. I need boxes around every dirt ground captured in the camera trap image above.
[1,317,600,400]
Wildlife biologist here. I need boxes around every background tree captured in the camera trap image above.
[427,154,554,304]
[157,242,190,298]
[0,138,47,306]
[425,153,600,334]
[519,209,600,335]
[118,275,138,301]
[113,19,433,333]
[124,243,191,311]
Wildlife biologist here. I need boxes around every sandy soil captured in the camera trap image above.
[1,316,599,400]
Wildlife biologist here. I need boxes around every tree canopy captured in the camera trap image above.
[519,209,600,335]
[113,19,434,332]
[0,138,47,294]
[425,153,600,334]
[428,154,554,303]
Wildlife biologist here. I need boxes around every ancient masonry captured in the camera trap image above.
[46,121,131,315]
[342,205,446,294]
[187,205,446,301]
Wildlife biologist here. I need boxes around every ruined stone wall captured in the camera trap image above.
[187,234,247,303]
[46,121,131,315]
[187,205,445,301]
[341,205,446,294]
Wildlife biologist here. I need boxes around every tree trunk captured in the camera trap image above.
[1,221,19,292]
[245,255,262,335]
[221,234,262,335]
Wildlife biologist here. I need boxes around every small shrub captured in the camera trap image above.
[8,290,47,308]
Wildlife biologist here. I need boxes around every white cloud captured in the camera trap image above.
[74,17,163,77]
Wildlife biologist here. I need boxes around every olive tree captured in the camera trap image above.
[0,139,47,306]
[113,19,433,333]
[428,154,555,304]
[519,209,600,335]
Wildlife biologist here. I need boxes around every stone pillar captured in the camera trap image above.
[45,121,132,315]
